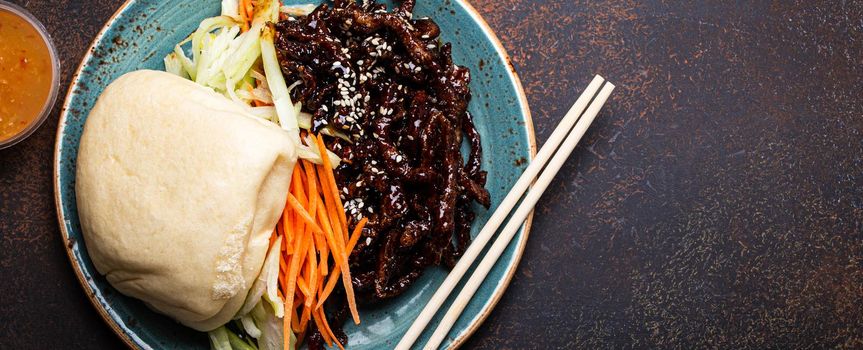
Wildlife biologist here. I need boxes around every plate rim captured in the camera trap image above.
[53,1,537,349]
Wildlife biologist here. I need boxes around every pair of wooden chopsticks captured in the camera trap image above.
[396,75,616,350]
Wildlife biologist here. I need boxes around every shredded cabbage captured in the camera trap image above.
[163,53,189,79]
[279,4,316,17]
[240,315,261,339]
[263,237,284,318]
[221,0,240,19]
[227,328,259,350]
[163,0,341,168]
[208,327,231,350]
[253,301,289,350]
[238,236,283,317]
[260,26,299,134]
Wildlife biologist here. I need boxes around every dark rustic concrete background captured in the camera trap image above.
[1,0,861,349]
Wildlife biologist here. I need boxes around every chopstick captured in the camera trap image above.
[395,75,615,350]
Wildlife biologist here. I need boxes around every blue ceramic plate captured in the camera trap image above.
[54,1,535,349]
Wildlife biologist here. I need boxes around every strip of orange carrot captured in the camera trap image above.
[317,176,358,322]
[297,275,311,298]
[290,302,301,333]
[314,163,348,245]
[303,160,318,210]
[348,218,368,251]
[283,310,290,350]
[244,0,254,29]
[314,198,344,268]
[314,135,348,237]
[318,307,344,350]
[321,213,358,322]
[306,135,358,322]
[282,207,306,348]
[319,244,329,276]
[313,192,349,297]
[316,218,367,308]
[291,166,307,201]
[305,236,317,307]
[319,178,346,243]
[287,193,324,235]
[282,204,292,248]
[238,0,250,32]
[299,298,312,332]
[304,263,313,303]
[311,307,333,346]
[304,189,328,255]
[302,162,328,255]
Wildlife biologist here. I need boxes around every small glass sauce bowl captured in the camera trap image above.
[0,1,60,150]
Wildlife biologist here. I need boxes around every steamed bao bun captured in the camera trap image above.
[76,70,296,331]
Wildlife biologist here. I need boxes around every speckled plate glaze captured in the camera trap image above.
[54,1,535,349]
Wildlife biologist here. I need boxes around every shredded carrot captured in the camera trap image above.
[270,134,367,349]
[305,237,317,307]
[349,218,368,251]
[281,206,292,248]
[238,0,250,32]
[318,307,345,350]
[317,217,367,308]
[314,134,360,324]
[299,300,312,331]
[287,193,324,235]
[319,244,329,276]
[315,135,349,235]
[296,275,311,299]
[282,213,304,349]
[244,0,254,25]
[311,307,333,346]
